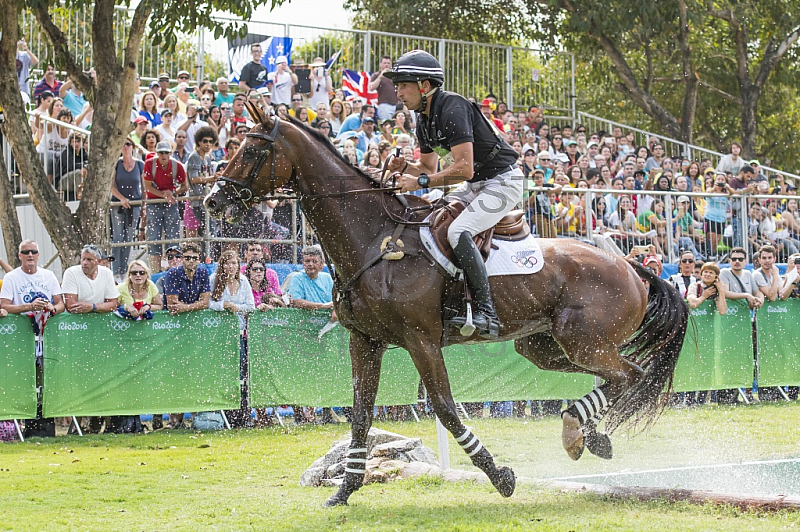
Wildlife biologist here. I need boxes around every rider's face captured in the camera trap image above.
[395,81,422,110]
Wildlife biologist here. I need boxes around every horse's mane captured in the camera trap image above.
[283,114,382,188]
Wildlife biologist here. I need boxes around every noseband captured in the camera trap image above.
[215,118,281,209]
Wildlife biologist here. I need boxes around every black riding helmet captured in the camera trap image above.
[384,50,444,111]
[384,50,445,86]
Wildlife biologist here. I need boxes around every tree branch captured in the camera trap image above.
[754,25,800,90]
[697,80,742,104]
[32,4,94,97]
[677,0,698,142]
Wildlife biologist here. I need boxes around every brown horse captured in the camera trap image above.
[204,103,689,507]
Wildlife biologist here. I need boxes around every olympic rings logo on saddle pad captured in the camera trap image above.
[203,317,222,328]
[109,320,132,332]
[0,323,18,335]
[510,250,540,269]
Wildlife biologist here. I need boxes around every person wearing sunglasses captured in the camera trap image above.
[668,250,699,299]
[184,126,218,246]
[117,259,162,319]
[0,240,66,438]
[163,242,210,315]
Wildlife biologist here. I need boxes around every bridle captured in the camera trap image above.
[214,117,282,211]
[211,117,427,223]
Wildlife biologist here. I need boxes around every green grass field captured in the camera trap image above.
[3,402,800,531]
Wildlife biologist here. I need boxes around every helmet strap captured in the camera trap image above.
[416,81,438,113]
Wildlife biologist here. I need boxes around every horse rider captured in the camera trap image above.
[386,50,524,338]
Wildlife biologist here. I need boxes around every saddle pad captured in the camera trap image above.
[420,221,544,278]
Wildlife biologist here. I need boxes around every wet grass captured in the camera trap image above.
[2,401,800,530]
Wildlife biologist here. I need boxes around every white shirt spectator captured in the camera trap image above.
[209,274,255,331]
[0,267,61,308]
[268,71,294,105]
[669,273,698,299]
[61,265,118,306]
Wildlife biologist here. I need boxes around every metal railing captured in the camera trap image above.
[577,111,800,183]
[524,186,800,265]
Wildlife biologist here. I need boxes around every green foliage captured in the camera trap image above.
[344,0,532,43]
[527,0,800,171]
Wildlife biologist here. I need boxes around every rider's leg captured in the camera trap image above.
[453,231,501,338]
[446,170,524,338]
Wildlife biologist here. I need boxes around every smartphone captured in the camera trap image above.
[223,109,233,118]
[634,245,650,256]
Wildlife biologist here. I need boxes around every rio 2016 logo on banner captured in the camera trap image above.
[203,317,222,328]
[152,321,181,331]
[109,320,131,332]
[59,321,88,331]
[0,323,18,335]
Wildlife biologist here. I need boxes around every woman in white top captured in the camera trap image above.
[162,94,186,127]
[155,108,177,144]
[209,250,255,428]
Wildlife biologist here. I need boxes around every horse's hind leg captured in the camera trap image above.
[406,337,515,497]
[515,334,613,460]
[324,331,386,507]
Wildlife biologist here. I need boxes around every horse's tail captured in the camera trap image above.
[605,261,689,434]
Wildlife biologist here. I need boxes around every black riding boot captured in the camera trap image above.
[453,232,501,338]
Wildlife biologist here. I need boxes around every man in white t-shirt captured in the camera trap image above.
[61,244,120,315]
[668,250,698,299]
[267,56,298,106]
[308,57,333,109]
[61,244,120,434]
[0,240,65,438]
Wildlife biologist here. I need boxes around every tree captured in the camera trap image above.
[0,0,279,266]
[344,0,532,43]
[526,0,800,160]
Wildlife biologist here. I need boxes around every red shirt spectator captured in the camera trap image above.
[142,154,187,200]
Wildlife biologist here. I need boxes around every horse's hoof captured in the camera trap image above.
[322,495,349,507]
[561,412,584,461]
[492,466,516,497]
[585,430,613,460]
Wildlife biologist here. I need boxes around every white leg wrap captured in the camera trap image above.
[466,441,484,457]
[348,448,367,455]
[455,428,472,443]
[345,468,366,474]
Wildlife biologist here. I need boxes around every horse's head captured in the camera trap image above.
[204,101,294,223]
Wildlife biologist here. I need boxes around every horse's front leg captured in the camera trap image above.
[405,336,515,498]
[323,331,386,507]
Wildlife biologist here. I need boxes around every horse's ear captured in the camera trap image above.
[245,100,272,127]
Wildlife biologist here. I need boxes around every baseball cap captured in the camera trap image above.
[134,116,148,124]
[156,141,172,153]
[158,73,169,81]
[749,159,760,166]
[161,108,173,117]
[149,80,159,88]
[537,151,551,159]
[275,55,288,65]
[643,255,662,272]
[703,167,715,175]
[361,117,375,124]
[564,139,577,146]
[99,250,114,261]
[480,98,494,108]
[177,70,191,78]
[256,86,271,97]
[165,245,182,255]
[587,141,598,148]
[677,195,690,204]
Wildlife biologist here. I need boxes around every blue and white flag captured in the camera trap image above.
[228,34,293,84]
[325,50,342,70]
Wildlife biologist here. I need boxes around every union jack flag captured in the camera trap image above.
[341,69,378,105]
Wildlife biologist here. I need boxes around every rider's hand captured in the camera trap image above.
[397,174,419,193]
[387,156,406,174]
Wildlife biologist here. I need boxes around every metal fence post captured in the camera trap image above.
[196,27,205,83]
[570,52,576,126]
[364,31,372,72]
[438,39,446,71]
[505,46,513,111]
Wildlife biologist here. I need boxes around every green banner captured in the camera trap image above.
[42,311,240,417]
[248,310,420,406]
[673,299,754,392]
[756,299,800,387]
[444,342,595,402]
[0,314,37,420]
